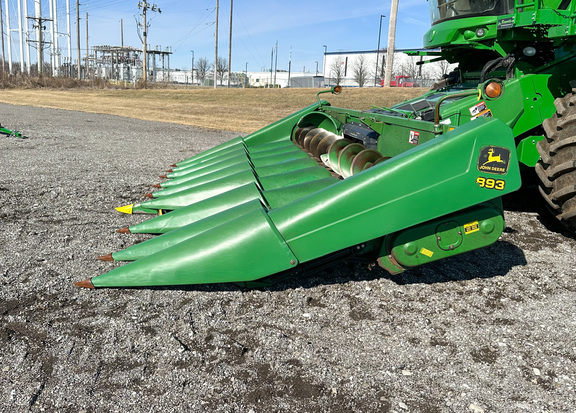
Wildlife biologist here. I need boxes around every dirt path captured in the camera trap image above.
[0,103,575,412]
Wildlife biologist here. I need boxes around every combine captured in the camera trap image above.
[76,0,576,288]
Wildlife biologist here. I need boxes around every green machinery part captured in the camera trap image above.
[0,123,25,138]
[76,0,576,288]
[77,113,520,288]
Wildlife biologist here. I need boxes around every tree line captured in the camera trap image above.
[195,56,229,86]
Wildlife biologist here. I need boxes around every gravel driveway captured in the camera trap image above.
[0,103,575,412]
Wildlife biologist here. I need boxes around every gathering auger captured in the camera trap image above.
[76,0,576,288]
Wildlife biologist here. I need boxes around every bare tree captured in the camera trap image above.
[216,57,227,86]
[378,53,386,79]
[329,55,345,86]
[196,58,211,85]
[352,55,370,87]
[434,59,452,79]
[401,59,420,79]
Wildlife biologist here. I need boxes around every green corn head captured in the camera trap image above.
[77,0,576,288]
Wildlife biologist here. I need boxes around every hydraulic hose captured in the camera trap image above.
[434,90,481,132]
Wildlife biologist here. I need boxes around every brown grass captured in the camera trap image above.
[0,86,427,133]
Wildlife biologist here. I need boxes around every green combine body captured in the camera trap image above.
[76,0,576,288]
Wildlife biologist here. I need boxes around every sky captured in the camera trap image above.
[4,0,433,73]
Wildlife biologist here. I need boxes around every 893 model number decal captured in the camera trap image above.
[476,177,505,190]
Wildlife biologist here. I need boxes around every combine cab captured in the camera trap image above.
[76,0,576,288]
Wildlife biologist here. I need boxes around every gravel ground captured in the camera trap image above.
[0,103,575,413]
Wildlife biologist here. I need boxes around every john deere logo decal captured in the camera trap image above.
[477,146,510,175]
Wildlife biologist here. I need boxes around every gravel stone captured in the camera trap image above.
[1,103,575,412]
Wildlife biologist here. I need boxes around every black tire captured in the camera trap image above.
[535,91,576,232]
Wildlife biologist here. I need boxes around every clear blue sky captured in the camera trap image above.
[28,0,432,72]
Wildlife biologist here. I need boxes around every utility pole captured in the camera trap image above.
[323,45,327,85]
[214,0,218,89]
[76,0,80,78]
[0,1,4,71]
[50,0,61,76]
[30,0,52,75]
[138,0,161,85]
[35,0,40,74]
[190,50,194,85]
[227,0,232,87]
[288,48,292,88]
[374,14,385,86]
[6,0,12,73]
[66,0,71,77]
[383,0,399,88]
[85,12,88,78]
[17,0,24,73]
[49,0,54,74]
[24,0,31,74]
[273,41,277,88]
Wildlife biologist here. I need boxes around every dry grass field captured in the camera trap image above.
[0,87,427,133]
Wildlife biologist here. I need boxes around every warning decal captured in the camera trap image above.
[464,221,480,235]
[420,248,434,258]
[409,130,420,145]
[471,109,493,120]
[469,101,487,116]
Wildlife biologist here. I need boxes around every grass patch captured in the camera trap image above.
[0,80,427,133]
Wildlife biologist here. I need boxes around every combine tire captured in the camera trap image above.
[536,91,576,232]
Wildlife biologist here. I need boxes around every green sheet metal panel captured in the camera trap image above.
[140,170,261,210]
[172,136,245,167]
[112,200,265,261]
[91,208,298,287]
[243,101,324,147]
[131,183,264,225]
[153,168,255,198]
[378,200,505,273]
[269,117,522,263]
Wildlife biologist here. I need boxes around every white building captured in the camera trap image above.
[151,49,454,88]
[244,71,322,88]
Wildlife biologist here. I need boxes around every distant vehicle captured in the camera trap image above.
[384,75,418,87]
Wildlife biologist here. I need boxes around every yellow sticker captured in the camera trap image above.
[464,221,479,234]
[420,248,434,258]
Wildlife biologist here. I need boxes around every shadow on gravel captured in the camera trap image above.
[124,240,526,293]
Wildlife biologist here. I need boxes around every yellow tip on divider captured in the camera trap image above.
[115,204,134,214]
